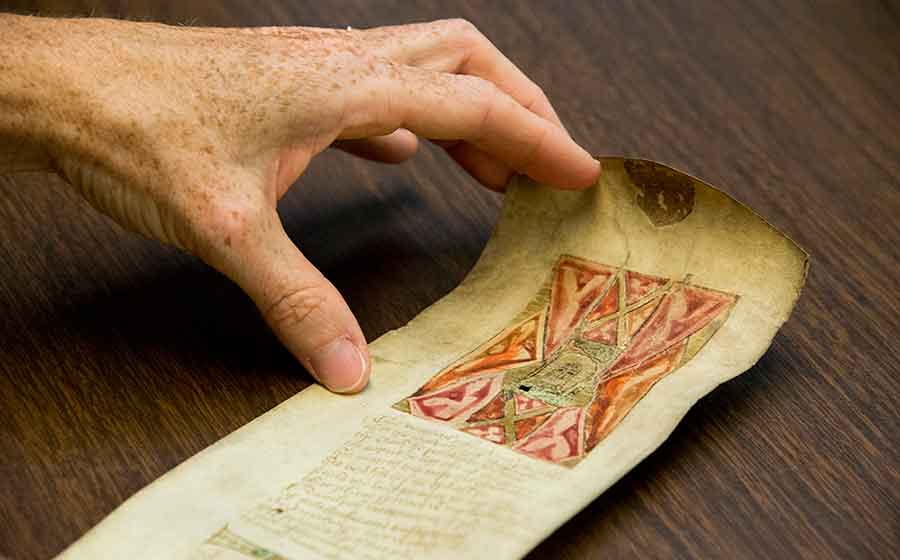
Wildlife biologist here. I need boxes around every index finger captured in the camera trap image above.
[341,65,600,189]
[360,19,564,128]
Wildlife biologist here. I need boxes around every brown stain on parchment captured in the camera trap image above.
[624,159,695,226]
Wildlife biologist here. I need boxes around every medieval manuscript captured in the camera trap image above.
[58,158,807,559]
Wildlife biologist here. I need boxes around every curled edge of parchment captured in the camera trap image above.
[600,154,810,285]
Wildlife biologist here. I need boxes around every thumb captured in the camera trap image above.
[208,209,370,394]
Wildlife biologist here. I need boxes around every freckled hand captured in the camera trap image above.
[0,15,600,393]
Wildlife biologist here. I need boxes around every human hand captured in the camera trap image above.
[1,16,600,393]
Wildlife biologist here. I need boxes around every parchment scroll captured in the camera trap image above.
[58,157,807,559]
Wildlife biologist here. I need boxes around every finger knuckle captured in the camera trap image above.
[526,84,551,112]
[444,18,487,52]
[264,284,328,332]
[459,74,498,101]
[443,18,481,39]
[515,126,550,171]
[457,76,503,139]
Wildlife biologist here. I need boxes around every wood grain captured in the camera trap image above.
[0,1,898,558]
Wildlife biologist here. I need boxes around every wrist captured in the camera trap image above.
[0,15,68,173]
[0,15,118,175]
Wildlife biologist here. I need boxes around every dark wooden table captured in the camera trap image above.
[1,1,898,558]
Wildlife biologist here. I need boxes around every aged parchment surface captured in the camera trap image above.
[59,158,807,560]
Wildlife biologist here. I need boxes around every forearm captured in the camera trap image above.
[0,14,65,172]
[1,14,206,185]
[0,14,125,175]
